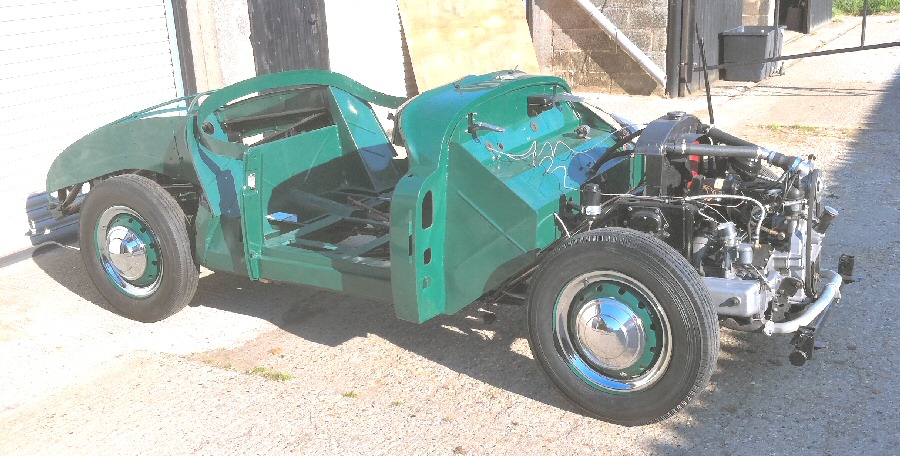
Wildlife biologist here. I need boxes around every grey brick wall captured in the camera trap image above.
[533,0,668,95]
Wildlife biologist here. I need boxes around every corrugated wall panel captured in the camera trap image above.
[0,0,181,256]
[691,0,743,89]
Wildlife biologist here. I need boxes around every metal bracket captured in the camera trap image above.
[467,112,505,136]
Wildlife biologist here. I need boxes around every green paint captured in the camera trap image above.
[48,70,642,324]
[94,210,162,299]
[574,282,660,379]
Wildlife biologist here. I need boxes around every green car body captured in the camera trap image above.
[47,69,638,324]
[47,68,840,426]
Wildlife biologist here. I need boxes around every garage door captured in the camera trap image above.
[0,0,184,256]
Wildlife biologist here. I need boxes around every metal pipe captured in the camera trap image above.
[862,0,869,46]
[665,141,808,173]
[571,0,667,87]
[765,270,843,334]
[665,0,681,97]
[665,142,769,159]
[704,41,900,70]
[678,0,693,96]
[705,126,758,147]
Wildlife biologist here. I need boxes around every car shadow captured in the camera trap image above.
[30,241,119,316]
[32,240,581,416]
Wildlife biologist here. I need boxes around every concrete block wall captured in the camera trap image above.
[185,0,256,91]
[532,0,667,95]
[744,0,776,26]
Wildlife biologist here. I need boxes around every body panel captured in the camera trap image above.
[46,69,635,324]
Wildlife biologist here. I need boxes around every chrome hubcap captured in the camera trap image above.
[573,297,647,372]
[95,206,162,298]
[106,225,149,280]
[554,271,671,392]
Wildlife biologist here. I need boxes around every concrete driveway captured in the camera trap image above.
[1,16,898,456]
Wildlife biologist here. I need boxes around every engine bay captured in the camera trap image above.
[559,110,852,365]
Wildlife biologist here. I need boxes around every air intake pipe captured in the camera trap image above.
[664,140,813,176]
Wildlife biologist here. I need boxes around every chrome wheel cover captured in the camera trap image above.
[554,271,672,392]
[95,206,162,298]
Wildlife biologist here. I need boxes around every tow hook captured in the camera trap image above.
[789,328,829,366]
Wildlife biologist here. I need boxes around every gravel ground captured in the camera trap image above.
[1,16,898,456]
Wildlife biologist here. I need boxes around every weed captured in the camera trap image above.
[390,401,403,407]
[342,391,359,398]
[765,124,820,132]
[791,125,819,132]
[262,371,294,381]
[246,366,293,381]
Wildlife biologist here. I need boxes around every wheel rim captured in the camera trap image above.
[553,271,671,392]
[94,206,162,298]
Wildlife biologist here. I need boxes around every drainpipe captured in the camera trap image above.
[571,0,667,88]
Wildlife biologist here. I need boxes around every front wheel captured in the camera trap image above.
[527,228,719,426]
[79,174,198,322]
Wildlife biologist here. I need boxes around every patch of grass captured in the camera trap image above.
[203,359,233,370]
[342,391,359,398]
[246,366,293,381]
[765,124,821,132]
[834,0,900,15]
[390,400,403,407]
[261,371,294,381]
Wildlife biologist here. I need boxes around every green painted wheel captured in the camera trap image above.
[95,206,163,298]
[80,174,198,322]
[527,228,719,426]
[554,271,671,393]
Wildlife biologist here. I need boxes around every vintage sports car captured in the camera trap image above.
[46,70,849,425]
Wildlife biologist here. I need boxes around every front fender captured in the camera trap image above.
[46,116,195,194]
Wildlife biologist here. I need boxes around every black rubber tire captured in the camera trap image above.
[79,174,198,322]
[526,227,719,426]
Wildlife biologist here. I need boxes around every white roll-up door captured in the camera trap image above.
[0,0,184,256]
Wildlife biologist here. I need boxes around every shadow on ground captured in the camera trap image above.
[32,239,581,416]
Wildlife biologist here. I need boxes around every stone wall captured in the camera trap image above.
[532,0,668,95]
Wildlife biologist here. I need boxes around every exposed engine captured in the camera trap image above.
[580,112,851,365]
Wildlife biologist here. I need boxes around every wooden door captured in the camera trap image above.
[248,0,330,75]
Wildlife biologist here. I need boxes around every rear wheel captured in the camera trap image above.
[527,228,719,425]
[79,174,198,322]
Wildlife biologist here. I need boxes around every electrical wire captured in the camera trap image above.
[489,134,616,191]
[684,194,767,242]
